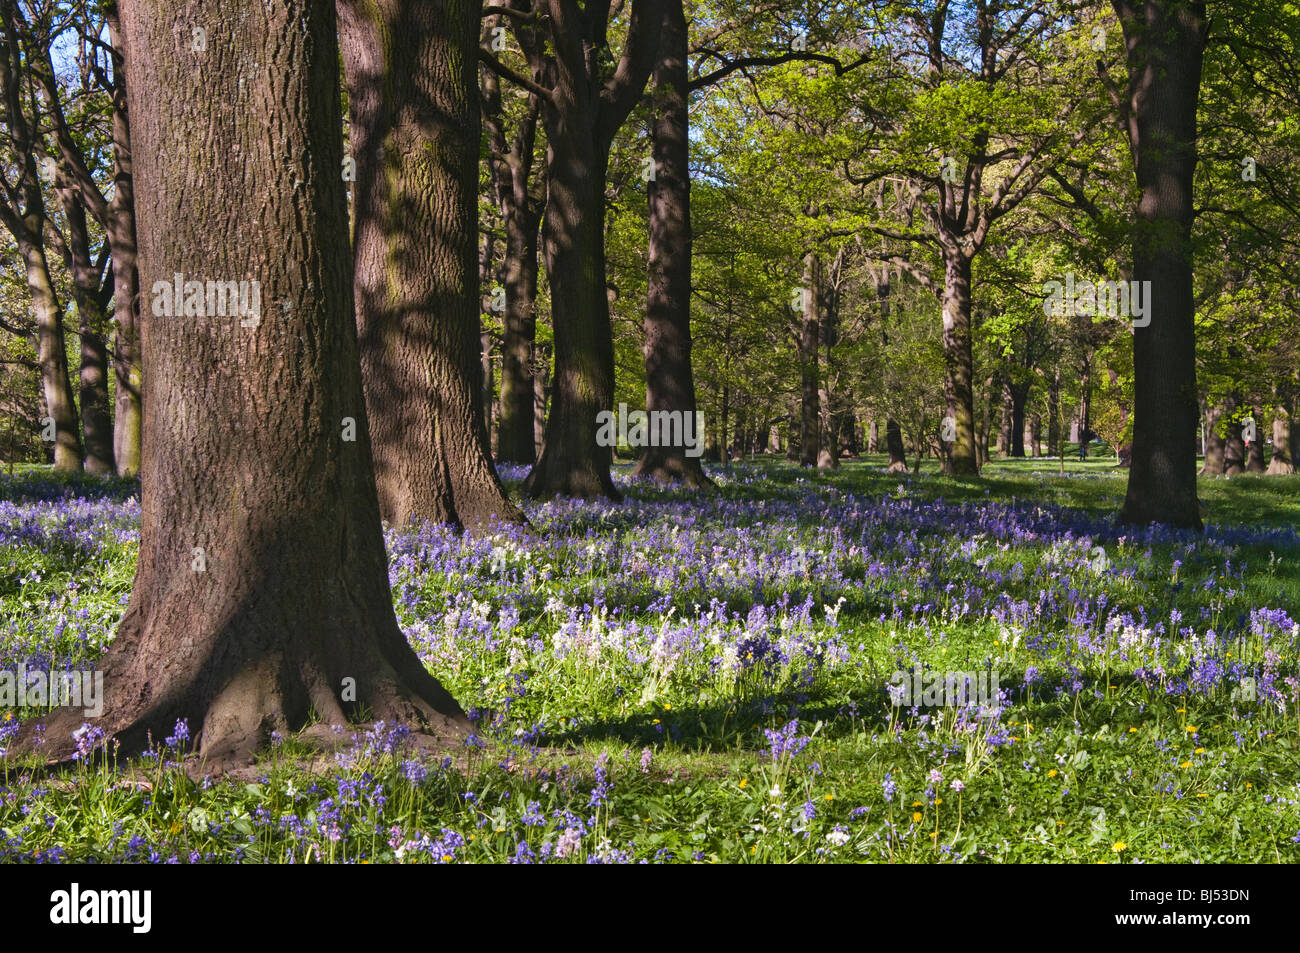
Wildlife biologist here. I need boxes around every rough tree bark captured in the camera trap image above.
[339,0,521,529]
[1114,0,1206,528]
[54,186,116,474]
[1267,403,1293,475]
[1008,381,1029,457]
[103,8,142,477]
[940,251,978,473]
[1200,399,1226,475]
[634,0,710,487]
[482,49,545,467]
[501,0,663,500]
[12,0,468,766]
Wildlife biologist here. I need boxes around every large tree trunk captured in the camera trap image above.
[12,0,468,767]
[799,253,821,467]
[940,250,978,474]
[339,0,520,529]
[634,0,709,487]
[1267,403,1294,475]
[514,0,664,499]
[885,418,907,472]
[526,128,622,498]
[1115,0,1205,528]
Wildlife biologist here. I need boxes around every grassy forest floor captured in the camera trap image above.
[1,455,1298,862]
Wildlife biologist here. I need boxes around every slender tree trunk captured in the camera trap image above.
[634,0,709,487]
[493,139,543,466]
[868,419,879,453]
[1223,396,1246,475]
[1078,358,1093,459]
[1048,369,1062,457]
[1246,404,1266,472]
[106,8,142,477]
[58,189,115,474]
[17,235,83,471]
[799,253,821,467]
[1029,412,1041,457]
[941,250,978,474]
[1201,400,1226,475]
[997,378,1012,457]
[339,0,520,529]
[533,343,548,457]
[1009,382,1029,457]
[1107,367,1132,466]
[14,0,466,766]
[1115,0,1206,528]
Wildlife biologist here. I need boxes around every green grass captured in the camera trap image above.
[1,461,1298,863]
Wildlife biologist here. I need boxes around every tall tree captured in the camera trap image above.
[338,0,520,529]
[481,29,545,467]
[486,0,665,499]
[29,2,141,476]
[0,0,82,471]
[1112,0,1206,528]
[49,179,115,474]
[18,0,466,764]
[634,0,709,486]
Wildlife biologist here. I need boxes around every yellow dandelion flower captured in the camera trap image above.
[1246,782,1253,789]
[935,798,943,805]
[912,812,923,823]
[1186,726,1198,733]
[1048,769,1058,777]
[1195,747,1205,754]
[912,801,923,807]
[739,779,748,789]
[1197,793,1208,798]
[1112,841,1126,852]
[1181,761,1192,768]
[1128,727,1138,733]
[824,794,833,801]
